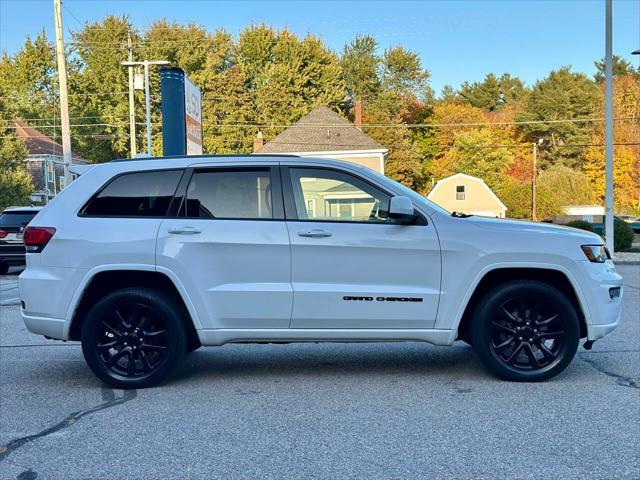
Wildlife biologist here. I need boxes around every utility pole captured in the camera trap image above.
[53,0,72,186]
[121,60,169,157]
[143,61,152,156]
[127,32,137,157]
[532,142,538,222]
[604,0,614,255]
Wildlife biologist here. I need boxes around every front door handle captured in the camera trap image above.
[298,229,332,238]
[168,226,202,235]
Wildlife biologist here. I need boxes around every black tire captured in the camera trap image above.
[81,287,187,389]
[0,262,9,275]
[471,280,580,382]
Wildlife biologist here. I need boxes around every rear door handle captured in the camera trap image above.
[168,226,202,235]
[298,229,332,238]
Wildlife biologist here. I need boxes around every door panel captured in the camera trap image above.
[284,167,441,329]
[156,166,292,329]
[288,221,440,328]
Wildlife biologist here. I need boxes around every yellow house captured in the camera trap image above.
[427,173,507,218]
[254,106,388,173]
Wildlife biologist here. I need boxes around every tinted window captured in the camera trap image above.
[185,169,272,219]
[83,170,182,217]
[289,168,392,223]
[0,212,37,229]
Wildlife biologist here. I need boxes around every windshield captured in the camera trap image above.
[377,174,451,216]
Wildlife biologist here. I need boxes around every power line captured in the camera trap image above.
[4,116,638,131]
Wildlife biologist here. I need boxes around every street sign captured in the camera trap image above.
[160,67,204,157]
[184,75,203,155]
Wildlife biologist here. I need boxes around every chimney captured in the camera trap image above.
[253,131,264,152]
[354,100,362,130]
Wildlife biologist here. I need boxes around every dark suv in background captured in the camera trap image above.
[0,206,40,274]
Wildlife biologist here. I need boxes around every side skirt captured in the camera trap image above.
[198,328,458,347]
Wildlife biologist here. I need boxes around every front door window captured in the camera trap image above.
[289,168,392,223]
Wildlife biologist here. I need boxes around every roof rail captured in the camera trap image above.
[109,153,301,163]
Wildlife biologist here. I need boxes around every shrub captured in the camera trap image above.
[565,220,594,232]
[613,217,634,251]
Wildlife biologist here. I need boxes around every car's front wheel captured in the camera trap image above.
[81,287,187,389]
[471,280,580,382]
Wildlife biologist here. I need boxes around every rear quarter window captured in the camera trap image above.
[81,170,183,217]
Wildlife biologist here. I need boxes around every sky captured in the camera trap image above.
[0,0,639,94]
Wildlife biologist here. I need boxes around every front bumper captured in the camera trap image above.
[576,260,624,341]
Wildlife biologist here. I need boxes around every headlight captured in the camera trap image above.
[581,244,610,263]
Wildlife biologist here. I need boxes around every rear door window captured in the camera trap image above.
[83,170,183,217]
[184,169,273,219]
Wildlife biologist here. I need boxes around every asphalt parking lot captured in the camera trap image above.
[0,265,638,480]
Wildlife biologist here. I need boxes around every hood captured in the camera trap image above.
[467,216,604,243]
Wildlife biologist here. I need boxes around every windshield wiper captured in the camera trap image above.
[451,211,473,218]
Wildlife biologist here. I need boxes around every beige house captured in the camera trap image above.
[254,106,388,173]
[427,173,507,218]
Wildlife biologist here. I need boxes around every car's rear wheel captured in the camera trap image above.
[81,287,187,389]
[471,280,580,382]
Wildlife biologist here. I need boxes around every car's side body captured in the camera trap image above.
[20,155,623,354]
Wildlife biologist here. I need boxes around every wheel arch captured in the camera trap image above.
[456,266,589,343]
[67,268,201,351]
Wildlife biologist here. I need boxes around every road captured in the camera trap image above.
[0,268,20,307]
[0,265,638,480]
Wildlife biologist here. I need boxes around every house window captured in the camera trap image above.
[306,199,316,217]
[46,161,55,183]
[456,185,465,201]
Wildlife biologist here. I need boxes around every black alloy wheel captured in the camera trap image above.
[81,288,187,389]
[95,302,169,378]
[471,280,580,381]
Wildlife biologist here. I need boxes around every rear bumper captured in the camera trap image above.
[21,313,67,340]
[0,253,26,265]
[19,259,87,339]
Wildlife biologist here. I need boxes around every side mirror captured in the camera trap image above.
[388,196,417,224]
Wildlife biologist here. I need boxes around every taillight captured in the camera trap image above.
[23,227,56,252]
[0,230,7,238]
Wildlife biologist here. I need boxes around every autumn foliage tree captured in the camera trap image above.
[1,19,638,218]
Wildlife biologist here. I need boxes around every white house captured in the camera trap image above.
[254,106,388,174]
[427,173,507,218]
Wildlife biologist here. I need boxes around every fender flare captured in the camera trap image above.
[64,263,203,339]
[447,261,592,333]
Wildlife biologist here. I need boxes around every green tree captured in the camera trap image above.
[494,176,531,219]
[459,73,528,111]
[70,15,137,161]
[381,46,430,99]
[439,128,515,189]
[536,165,593,219]
[340,35,381,100]
[594,54,638,83]
[0,86,33,209]
[516,67,600,169]
[439,85,457,102]
[0,30,59,152]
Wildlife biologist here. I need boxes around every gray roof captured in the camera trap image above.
[258,107,386,153]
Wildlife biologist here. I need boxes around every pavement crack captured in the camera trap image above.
[579,355,640,389]
[0,387,137,462]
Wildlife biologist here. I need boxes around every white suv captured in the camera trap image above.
[19,156,623,388]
